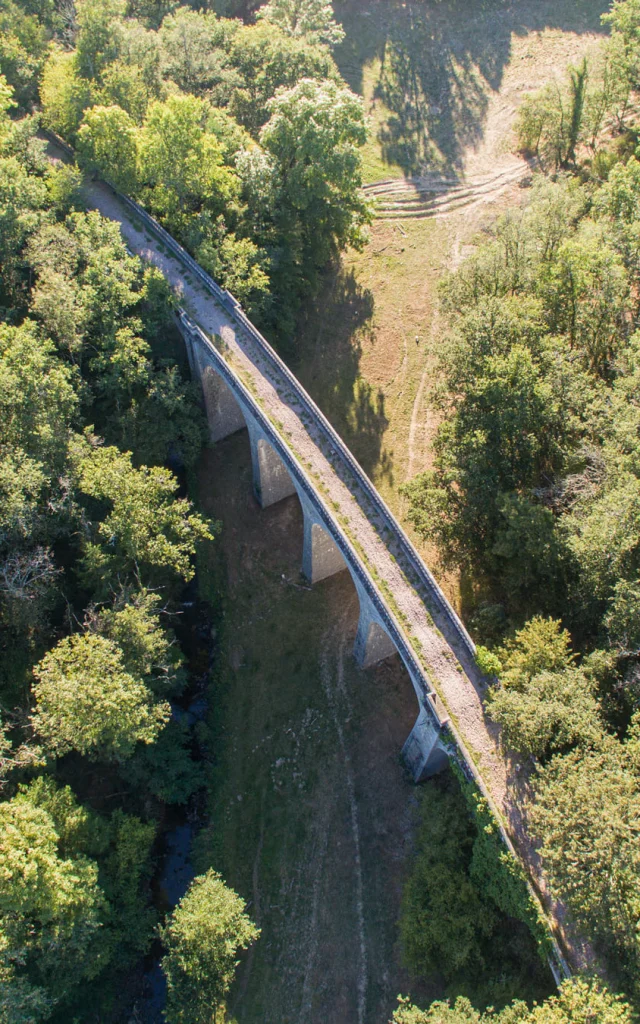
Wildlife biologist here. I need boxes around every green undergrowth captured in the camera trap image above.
[400,768,555,1011]
[452,765,552,958]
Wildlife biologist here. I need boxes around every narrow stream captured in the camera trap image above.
[136,576,215,1022]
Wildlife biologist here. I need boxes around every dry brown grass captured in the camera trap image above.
[293,0,610,607]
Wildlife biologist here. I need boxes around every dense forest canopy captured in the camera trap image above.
[0,68,228,1019]
[12,0,372,336]
[400,0,640,1013]
[3,0,640,1021]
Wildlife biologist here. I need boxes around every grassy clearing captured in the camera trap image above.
[192,432,554,1022]
[293,0,610,606]
[335,0,609,181]
[293,214,447,498]
[194,433,430,1024]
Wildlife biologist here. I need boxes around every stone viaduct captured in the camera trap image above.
[70,167,490,787]
[179,308,449,781]
[46,133,469,783]
[43,128,569,980]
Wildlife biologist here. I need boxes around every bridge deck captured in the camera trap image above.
[93,174,507,792]
[43,132,572,972]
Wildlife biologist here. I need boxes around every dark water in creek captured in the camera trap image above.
[135,575,215,1022]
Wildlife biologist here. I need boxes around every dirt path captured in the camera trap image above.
[406,305,440,481]
[364,162,530,220]
[320,624,368,1024]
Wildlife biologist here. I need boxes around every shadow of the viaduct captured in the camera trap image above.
[334,0,611,176]
[292,265,394,485]
[293,0,609,490]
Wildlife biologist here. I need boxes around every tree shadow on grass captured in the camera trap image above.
[334,0,610,176]
[292,265,393,483]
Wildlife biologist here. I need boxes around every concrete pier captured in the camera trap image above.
[248,427,297,508]
[402,706,449,781]
[201,363,246,442]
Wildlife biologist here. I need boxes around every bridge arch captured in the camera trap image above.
[248,431,298,510]
[354,613,397,670]
[303,519,347,583]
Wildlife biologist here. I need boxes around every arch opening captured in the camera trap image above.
[302,519,348,584]
[402,706,449,781]
[354,616,397,670]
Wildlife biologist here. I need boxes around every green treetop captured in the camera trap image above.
[392,979,634,1024]
[161,868,260,1024]
[31,631,170,761]
[257,0,345,47]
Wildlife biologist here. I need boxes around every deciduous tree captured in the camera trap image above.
[40,49,93,140]
[77,103,138,193]
[531,739,640,977]
[390,980,633,1024]
[137,92,241,237]
[32,632,170,760]
[0,322,77,466]
[161,869,260,1024]
[261,76,369,283]
[227,20,339,134]
[257,0,345,47]
[71,440,214,587]
[0,796,104,998]
[159,8,239,99]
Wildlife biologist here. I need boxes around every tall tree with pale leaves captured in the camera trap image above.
[257,0,345,47]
